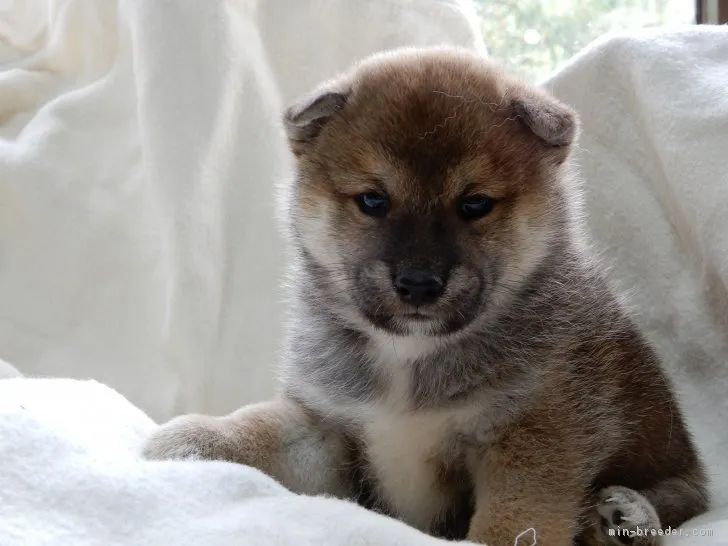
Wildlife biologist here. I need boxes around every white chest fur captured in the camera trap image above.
[363,401,459,530]
[358,333,482,532]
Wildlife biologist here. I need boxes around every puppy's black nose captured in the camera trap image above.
[393,268,445,306]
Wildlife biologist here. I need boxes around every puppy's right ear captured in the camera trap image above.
[283,87,349,145]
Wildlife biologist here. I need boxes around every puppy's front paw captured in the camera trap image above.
[596,486,661,546]
[142,414,238,462]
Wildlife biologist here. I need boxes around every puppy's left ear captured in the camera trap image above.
[283,85,350,145]
[509,86,578,153]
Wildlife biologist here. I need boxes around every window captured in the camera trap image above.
[474,0,698,83]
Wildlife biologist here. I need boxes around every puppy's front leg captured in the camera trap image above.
[142,398,352,498]
[467,422,584,546]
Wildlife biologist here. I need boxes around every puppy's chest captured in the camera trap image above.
[355,365,480,535]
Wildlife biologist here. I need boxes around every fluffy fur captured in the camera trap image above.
[143,47,708,546]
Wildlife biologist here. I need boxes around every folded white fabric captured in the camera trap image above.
[544,26,728,508]
[0,0,481,422]
[0,377,467,546]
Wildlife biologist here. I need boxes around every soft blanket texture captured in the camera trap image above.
[0,376,468,546]
[0,0,482,421]
[1,0,728,544]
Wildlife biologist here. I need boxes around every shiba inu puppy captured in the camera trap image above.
[143,47,708,546]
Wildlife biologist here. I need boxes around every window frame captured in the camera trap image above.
[697,0,728,23]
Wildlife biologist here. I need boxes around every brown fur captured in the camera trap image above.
[143,47,708,546]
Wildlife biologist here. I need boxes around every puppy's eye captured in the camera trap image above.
[457,195,496,222]
[355,192,390,218]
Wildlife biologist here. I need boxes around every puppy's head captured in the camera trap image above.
[282,47,579,337]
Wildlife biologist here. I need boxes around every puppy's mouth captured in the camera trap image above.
[362,307,470,336]
[401,311,435,320]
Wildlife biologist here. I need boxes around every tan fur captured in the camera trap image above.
[143,47,708,546]
[143,402,284,474]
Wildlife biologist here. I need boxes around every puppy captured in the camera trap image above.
[143,47,709,545]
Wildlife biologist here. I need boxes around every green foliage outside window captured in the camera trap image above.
[474,0,695,82]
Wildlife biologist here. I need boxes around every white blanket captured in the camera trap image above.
[0,0,481,421]
[2,0,728,543]
[0,376,466,546]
